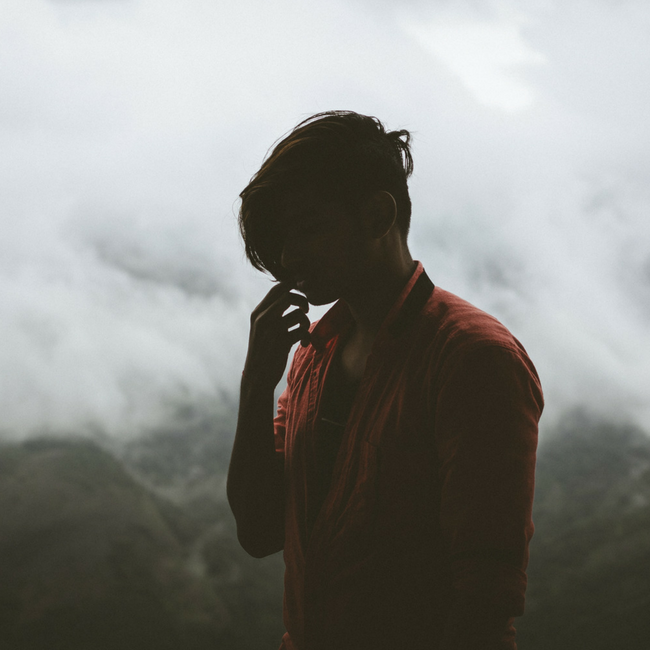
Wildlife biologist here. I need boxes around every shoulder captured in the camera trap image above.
[425,286,518,350]
[420,287,542,395]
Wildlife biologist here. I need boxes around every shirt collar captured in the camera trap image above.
[309,261,434,352]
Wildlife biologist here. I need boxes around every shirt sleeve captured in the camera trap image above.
[434,342,543,648]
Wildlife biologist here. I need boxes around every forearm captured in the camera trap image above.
[227,374,285,557]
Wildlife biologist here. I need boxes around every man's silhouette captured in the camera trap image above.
[227,111,543,650]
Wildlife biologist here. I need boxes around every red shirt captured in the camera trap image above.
[274,262,543,650]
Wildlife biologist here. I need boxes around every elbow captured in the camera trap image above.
[227,501,283,557]
[227,477,285,557]
[236,527,284,558]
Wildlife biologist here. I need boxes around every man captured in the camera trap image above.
[227,111,543,650]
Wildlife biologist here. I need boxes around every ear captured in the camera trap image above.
[362,191,397,239]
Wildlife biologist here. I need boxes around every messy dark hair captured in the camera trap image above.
[238,110,414,280]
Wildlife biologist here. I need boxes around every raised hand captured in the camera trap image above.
[243,282,311,389]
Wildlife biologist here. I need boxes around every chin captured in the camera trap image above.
[309,296,339,307]
[301,292,333,307]
[300,286,339,307]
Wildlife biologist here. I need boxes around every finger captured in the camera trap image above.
[283,310,310,346]
[282,308,311,331]
[254,281,293,314]
[286,321,311,346]
[279,309,311,346]
[269,291,309,317]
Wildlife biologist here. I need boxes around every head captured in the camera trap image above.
[238,111,414,303]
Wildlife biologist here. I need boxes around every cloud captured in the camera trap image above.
[402,4,546,112]
[1,0,649,438]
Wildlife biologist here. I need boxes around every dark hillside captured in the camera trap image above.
[0,438,227,650]
[117,410,286,649]
[517,412,650,649]
[1,410,649,649]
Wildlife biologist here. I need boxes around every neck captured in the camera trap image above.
[343,252,416,345]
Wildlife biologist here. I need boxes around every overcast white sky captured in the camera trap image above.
[1,0,649,440]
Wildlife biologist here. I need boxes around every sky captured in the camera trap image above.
[1,0,649,440]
